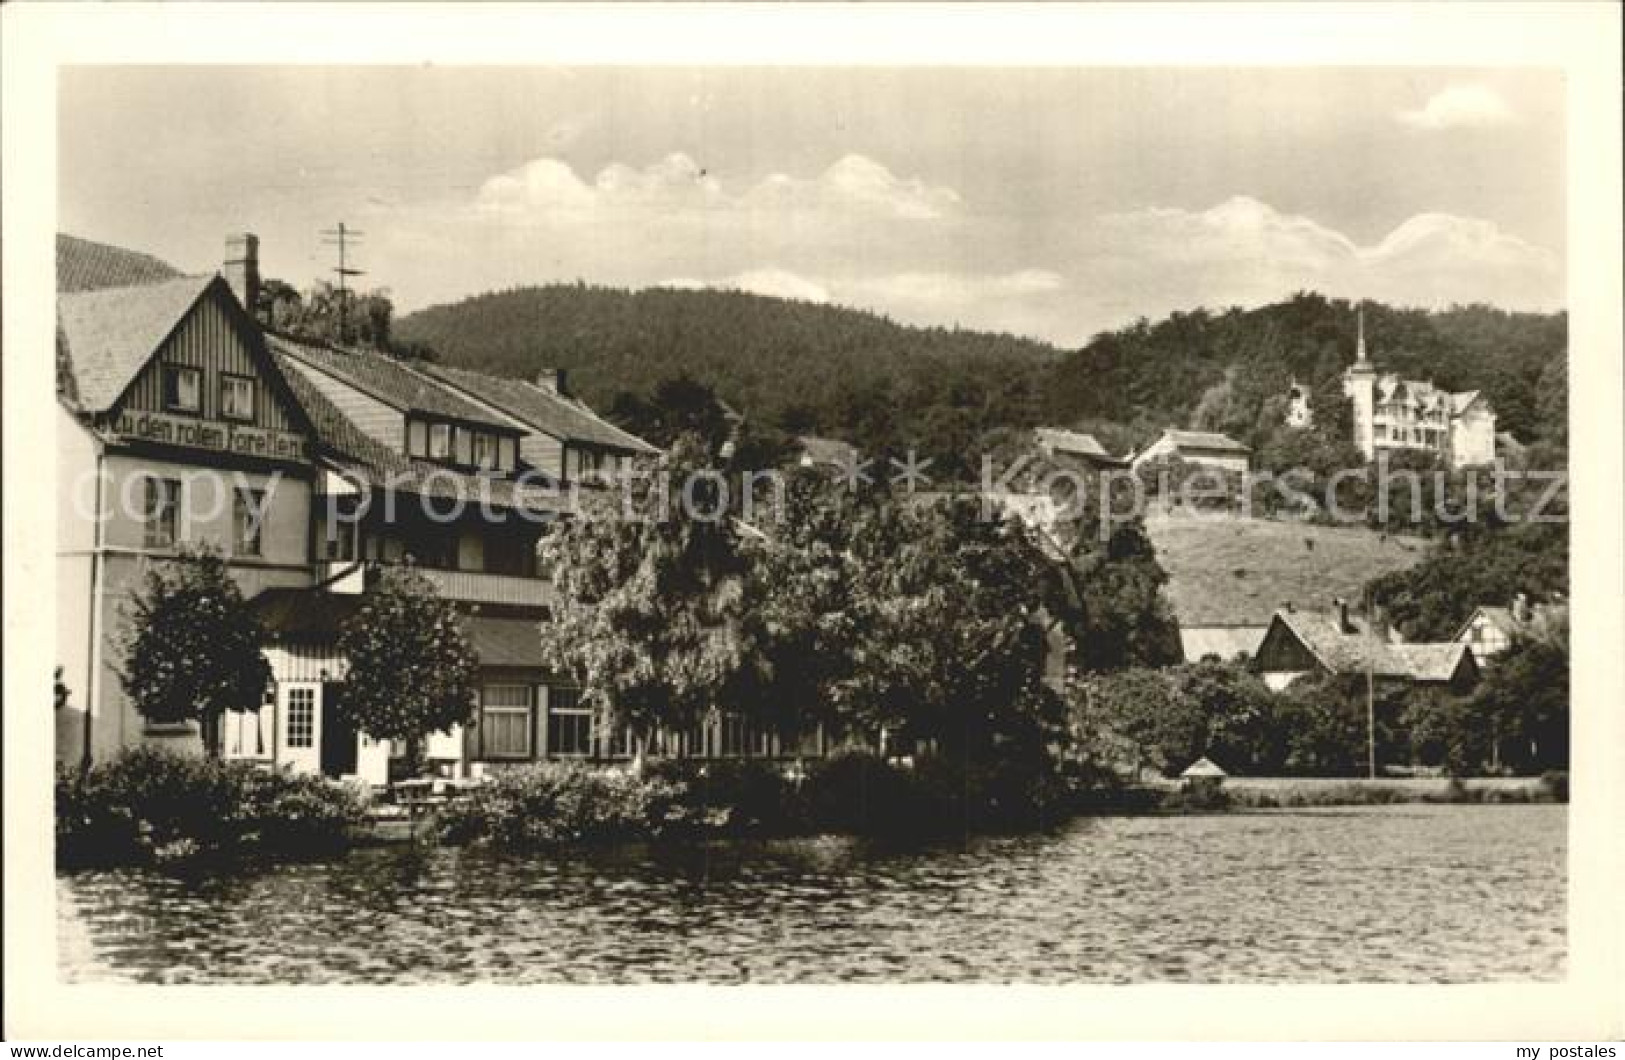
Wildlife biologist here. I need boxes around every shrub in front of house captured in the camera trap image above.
[434,762,691,848]
[644,758,808,835]
[56,747,368,867]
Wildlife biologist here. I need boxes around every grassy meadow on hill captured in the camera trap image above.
[1143,509,1427,627]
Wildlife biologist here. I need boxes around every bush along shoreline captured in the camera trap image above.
[435,752,1080,852]
[56,748,368,869]
[56,749,1568,868]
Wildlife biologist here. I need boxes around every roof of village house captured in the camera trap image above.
[1371,373,1485,416]
[798,435,859,466]
[422,362,657,453]
[270,339,570,515]
[56,274,220,411]
[1264,608,1474,682]
[1034,427,1117,460]
[271,334,516,430]
[1455,601,1568,644]
[1159,429,1251,454]
[57,233,184,293]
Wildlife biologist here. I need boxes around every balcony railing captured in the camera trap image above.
[416,567,555,608]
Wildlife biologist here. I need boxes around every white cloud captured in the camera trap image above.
[474,152,958,224]
[1100,196,1356,271]
[1397,85,1517,131]
[1081,197,1562,324]
[378,154,1561,347]
[661,268,832,304]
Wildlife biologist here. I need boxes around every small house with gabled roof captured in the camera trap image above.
[1251,600,1478,693]
[1129,429,1251,475]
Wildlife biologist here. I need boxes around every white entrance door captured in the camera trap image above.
[278,682,322,774]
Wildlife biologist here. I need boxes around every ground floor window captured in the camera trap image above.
[286,686,316,749]
[545,686,592,756]
[479,683,533,759]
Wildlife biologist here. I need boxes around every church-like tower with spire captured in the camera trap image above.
[1339,304,1497,467]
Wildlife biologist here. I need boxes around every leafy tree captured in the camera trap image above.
[1065,522,1183,672]
[1470,616,1569,773]
[1071,660,1280,778]
[261,278,395,350]
[608,374,733,451]
[830,496,1070,765]
[1173,660,1285,774]
[537,435,753,757]
[734,468,867,741]
[1072,667,1199,779]
[117,545,271,757]
[335,561,479,775]
[1402,688,1492,775]
[1367,520,1567,640]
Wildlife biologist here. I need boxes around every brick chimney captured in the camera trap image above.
[534,368,568,397]
[1511,592,1531,623]
[223,234,260,318]
[1333,597,1355,634]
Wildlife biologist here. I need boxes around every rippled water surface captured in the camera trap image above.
[59,804,1565,983]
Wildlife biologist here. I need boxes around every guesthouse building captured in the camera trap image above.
[56,236,320,766]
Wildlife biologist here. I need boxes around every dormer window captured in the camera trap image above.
[220,373,256,422]
[162,365,202,414]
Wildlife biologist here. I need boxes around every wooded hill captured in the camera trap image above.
[395,286,1567,477]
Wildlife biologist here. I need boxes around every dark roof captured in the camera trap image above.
[253,587,367,638]
[253,586,548,668]
[423,363,657,453]
[1162,429,1251,454]
[1267,609,1474,682]
[460,612,549,668]
[56,275,218,412]
[57,234,183,293]
[270,338,570,516]
[273,335,516,429]
[1035,427,1119,461]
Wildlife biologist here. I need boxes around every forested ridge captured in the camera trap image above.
[395,286,1567,475]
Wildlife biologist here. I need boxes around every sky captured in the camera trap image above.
[58,66,1565,346]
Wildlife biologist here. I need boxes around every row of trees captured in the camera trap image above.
[1077,621,1569,780]
[535,437,1081,778]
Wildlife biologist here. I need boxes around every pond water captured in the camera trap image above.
[58,803,1566,984]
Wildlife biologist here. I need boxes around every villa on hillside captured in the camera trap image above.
[1340,310,1497,468]
[1128,429,1251,474]
[1251,600,1479,693]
